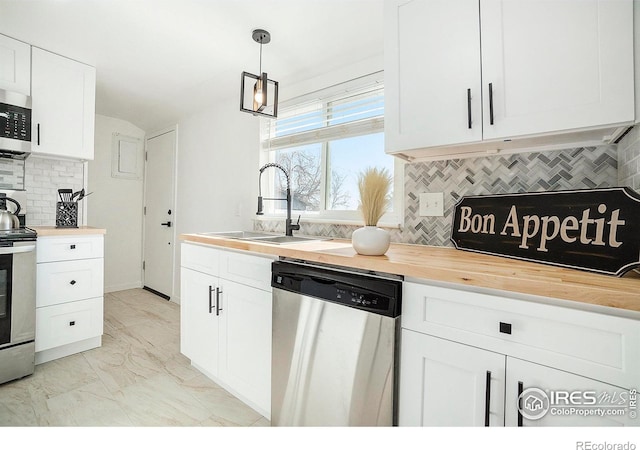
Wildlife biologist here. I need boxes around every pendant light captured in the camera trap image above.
[240,29,279,118]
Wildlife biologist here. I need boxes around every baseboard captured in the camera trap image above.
[35,336,102,365]
[105,281,142,293]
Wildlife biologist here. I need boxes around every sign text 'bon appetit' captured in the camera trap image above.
[450,188,640,276]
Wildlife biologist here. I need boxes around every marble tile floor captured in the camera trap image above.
[0,288,270,427]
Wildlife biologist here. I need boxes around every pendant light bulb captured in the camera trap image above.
[254,79,264,104]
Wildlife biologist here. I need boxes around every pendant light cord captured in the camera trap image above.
[258,39,263,74]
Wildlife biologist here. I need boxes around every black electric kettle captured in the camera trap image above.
[0,194,21,230]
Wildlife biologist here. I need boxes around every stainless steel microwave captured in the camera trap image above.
[0,89,31,159]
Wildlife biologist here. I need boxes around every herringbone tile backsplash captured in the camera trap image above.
[404,146,617,246]
[256,146,619,247]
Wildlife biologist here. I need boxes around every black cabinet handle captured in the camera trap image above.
[499,322,512,334]
[216,287,223,316]
[467,88,472,129]
[70,280,76,285]
[208,285,214,314]
[37,123,40,145]
[485,371,491,426]
[69,320,75,326]
[517,381,524,427]
[489,83,494,125]
[70,244,76,250]
[161,221,172,227]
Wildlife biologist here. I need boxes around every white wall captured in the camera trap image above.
[172,96,260,303]
[88,114,145,293]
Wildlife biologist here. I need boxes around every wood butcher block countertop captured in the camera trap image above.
[181,233,640,314]
[31,226,107,236]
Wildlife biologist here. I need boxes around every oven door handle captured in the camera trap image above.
[0,244,36,255]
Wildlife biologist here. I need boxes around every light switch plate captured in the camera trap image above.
[419,192,444,217]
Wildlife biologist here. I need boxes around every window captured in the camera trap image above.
[260,73,403,226]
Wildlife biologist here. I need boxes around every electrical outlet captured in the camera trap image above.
[419,192,444,217]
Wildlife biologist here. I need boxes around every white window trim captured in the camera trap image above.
[258,72,404,228]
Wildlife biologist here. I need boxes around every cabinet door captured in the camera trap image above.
[31,48,96,160]
[218,280,272,417]
[505,358,636,427]
[480,0,633,140]
[0,34,31,95]
[180,267,219,377]
[399,330,505,426]
[385,0,482,153]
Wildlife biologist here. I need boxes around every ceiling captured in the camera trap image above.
[0,0,384,131]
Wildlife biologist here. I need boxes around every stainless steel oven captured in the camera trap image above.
[0,89,32,159]
[0,241,36,384]
[0,189,36,384]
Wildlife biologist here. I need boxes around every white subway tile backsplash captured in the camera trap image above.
[24,157,85,226]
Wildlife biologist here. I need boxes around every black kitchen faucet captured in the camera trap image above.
[256,163,300,237]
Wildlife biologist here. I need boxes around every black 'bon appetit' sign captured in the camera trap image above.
[450,188,640,276]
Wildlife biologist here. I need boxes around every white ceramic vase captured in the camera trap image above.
[352,226,390,256]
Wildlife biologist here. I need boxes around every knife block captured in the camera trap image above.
[56,202,78,228]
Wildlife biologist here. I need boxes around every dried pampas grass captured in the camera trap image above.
[358,167,392,226]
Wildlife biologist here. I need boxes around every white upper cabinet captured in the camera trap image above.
[0,34,31,95]
[384,0,482,150]
[480,0,634,140]
[31,47,96,160]
[385,0,635,161]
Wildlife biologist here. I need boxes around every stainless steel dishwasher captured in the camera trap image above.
[271,259,402,426]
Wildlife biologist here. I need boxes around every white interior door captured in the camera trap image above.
[143,129,176,299]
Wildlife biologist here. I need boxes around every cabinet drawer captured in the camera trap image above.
[35,297,103,352]
[181,243,219,276]
[37,235,104,263]
[37,258,104,307]
[403,282,640,388]
[219,249,275,291]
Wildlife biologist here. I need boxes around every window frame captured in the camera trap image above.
[258,73,404,228]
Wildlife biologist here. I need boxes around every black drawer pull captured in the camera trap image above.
[70,244,76,249]
[517,381,524,426]
[70,280,77,285]
[489,82,494,125]
[467,88,472,129]
[484,370,491,426]
[499,322,512,334]
[69,321,75,326]
[216,287,223,316]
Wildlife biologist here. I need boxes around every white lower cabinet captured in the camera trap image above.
[400,281,640,427]
[35,234,104,364]
[218,280,272,413]
[180,267,219,377]
[400,330,505,426]
[505,358,633,427]
[180,243,274,418]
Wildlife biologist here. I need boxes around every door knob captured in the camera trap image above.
[161,221,172,227]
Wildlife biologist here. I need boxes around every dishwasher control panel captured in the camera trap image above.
[336,287,390,311]
[272,261,402,317]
